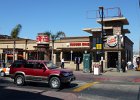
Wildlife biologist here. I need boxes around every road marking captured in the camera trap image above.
[73,82,99,92]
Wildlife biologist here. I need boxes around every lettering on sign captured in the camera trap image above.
[36,35,49,44]
[70,42,89,47]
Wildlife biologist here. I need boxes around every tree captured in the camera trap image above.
[10,24,22,61]
[45,31,66,62]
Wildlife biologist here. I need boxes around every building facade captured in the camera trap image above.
[0,17,133,70]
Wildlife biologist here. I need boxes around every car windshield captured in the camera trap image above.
[45,62,58,69]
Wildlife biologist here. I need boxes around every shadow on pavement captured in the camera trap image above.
[0,86,62,100]
[23,82,78,90]
[57,83,78,91]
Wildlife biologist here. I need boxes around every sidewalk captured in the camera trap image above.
[73,69,140,83]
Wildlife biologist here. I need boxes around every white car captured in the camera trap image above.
[0,67,10,77]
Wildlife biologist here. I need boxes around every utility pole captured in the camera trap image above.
[99,6,104,73]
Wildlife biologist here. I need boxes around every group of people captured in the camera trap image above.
[116,59,126,72]
[60,57,81,71]
[116,59,133,72]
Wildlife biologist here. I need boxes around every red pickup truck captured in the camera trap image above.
[10,60,75,89]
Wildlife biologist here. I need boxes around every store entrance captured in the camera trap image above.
[107,52,118,68]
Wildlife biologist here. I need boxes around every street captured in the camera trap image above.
[0,71,140,100]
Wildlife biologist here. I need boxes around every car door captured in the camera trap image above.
[23,62,34,81]
[33,62,49,82]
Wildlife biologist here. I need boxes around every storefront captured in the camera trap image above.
[83,16,133,69]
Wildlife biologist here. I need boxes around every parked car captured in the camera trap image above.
[0,66,10,77]
[9,60,76,89]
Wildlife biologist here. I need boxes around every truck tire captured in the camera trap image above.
[49,77,61,89]
[15,75,25,86]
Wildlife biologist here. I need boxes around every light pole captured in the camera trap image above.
[25,39,28,60]
[99,6,104,73]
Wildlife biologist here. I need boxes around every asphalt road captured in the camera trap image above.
[0,76,140,100]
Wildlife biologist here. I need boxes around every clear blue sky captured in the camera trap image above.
[0,0,140,52]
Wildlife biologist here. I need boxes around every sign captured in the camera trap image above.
[70,42,90,47]
[36,35,49,44]
[107,35,117,47]
[96,44,102,49]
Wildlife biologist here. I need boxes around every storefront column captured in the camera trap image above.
[60,51,63,60]
[23,52,28,60]
[118,51,121,70]
[105,52,107,68]
[23,52,26,60]
[71,50,73,61]
[5,54,7,63]
[15,53,17,60]
[54,54,56,64]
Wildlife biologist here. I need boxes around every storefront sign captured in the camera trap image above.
[96,44,102,49]
[70,42,90,47]
[107,35,117,47]
[36,35,49,44]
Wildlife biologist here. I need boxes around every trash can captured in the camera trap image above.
[83,54,92,73]
[93,63,100,75]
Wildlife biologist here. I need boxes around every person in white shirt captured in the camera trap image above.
[127,61,132,69]
[61,58,64,69]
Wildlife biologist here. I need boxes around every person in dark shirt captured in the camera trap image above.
[121,59,126,72]
[75,57,80,71]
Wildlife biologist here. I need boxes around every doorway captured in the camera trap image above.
[107,52,118,68]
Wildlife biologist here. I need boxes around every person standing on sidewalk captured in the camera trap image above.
[121,59,126,72]
[61,58,64,69]
[75,57,80,71]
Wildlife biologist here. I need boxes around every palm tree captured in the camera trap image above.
[10,24,22,61]
[45,31,66,62]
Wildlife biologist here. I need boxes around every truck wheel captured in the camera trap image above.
[49,77,61,89]
[0,71,5,77]
[15,75,25,86]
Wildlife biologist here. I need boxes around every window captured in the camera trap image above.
[25,62,34,68]
[96,37,102,44]
[93,37,102,48]
[34,63,44,69]
[12,60,26,68]
[93,38,96,47]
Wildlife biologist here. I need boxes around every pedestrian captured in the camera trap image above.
[121,59,126,72]
[136,57,140,68]
[127,61,132,70]
[61,58,64,69]
[75,57,80,71]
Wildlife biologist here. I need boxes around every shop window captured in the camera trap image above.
[92,37,102,48]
